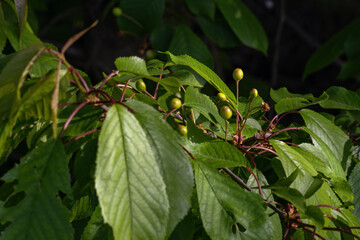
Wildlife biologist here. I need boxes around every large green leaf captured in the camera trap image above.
[300,109,351,177]
[187,141,249,168]
[270,139,317,194]
[114,56,180,93]
[319,86,360,110]
[270,87,315,103]
[126,100,194,237]
[0,3,7,53]
[95,104,169,240]
[214,0,268,54]
[349,163,360,221]
[185,0,215,19]
[185,86,229,132]
[118,0,165,33]
[0,139,73,240]
[169,25,214,68]
[80,206,114,240]
[197,14,240,48]
[274,94,328,114]
[195,161,271,239]
[165,52,237,108]
[303,18,360,79]
[0,44,45,156]
[272,188,306,212]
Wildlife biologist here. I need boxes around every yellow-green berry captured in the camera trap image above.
[145,50,156,61]
[136,80,146,92]
[177,125,188,135]
[217,93,227,102]
[220,106,232,120]
[169,98,182,109]
[112,7,122,16]
[250,88,258,98]
[232,68,244,81]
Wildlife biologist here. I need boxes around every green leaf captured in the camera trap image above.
[0,44,45,156]
[0,139,74,240]
[197,14,240,48]
[165,52,237,109]
[303,175,323,199]
[262,168,300,189]
[95,104,169,240]
[270,87,315,103]
[329,178,353,203]
[195,161,271,240]
[304,205,325,227]
[0,3,7,53]
[150,23,174,52]
[270,140,318,177]
[184,86,229,132]
[126,100,194,237]
[319,86,360,110]
[187,141,249,168]
[80,206,114,240]
[169,25,213,68]
[338,56,360,79]
[168,70,203,87]
[300,109,350,178]
[214,0,268,54]
[185,0,215,19]
[118,0,165,33]
[114,56,180,93]
[272,188,306,212]
[303,18,360,79]
[274,94,328,114]
[349,163,360,221]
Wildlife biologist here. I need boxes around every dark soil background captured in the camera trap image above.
[29,0,360,100]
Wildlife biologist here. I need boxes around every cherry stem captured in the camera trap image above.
[70,67,90,92]
[266,127,302,139]
[165,107,180,118]
[236,80,240,134]
[64,127,101,146]
[243,166,262,198]
[99,70,119,90]
[120,80,130,103]
[322,227,360,239]
[303,227,325,240]
[242,145,278,156]
[59,100,90,137]
[316,205,341,212]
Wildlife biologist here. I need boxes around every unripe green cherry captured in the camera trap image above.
[232,68,244,81]
[177,125,188,135]
[136,80,146,92]
[169,98,182,109]
[250,88,258,98]
[220,106,232,120]
[145,50,156,60]
[112,7,122,16]
[217,92,227,102]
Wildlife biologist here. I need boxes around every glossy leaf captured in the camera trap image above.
[165,52,237,108]
[80,206,114,240]
[270,87,315,103]
[185,0,215,19]
[195,161,271,240]
[274,94,328,114]
[168,70,203,87]
[319,86,360,110]
[272,188,306,212]
[118,0,165,33]
[303,18,360,79]
[126,100,194,237]
[187,141,249,168]
[95,104,169,240]
[215,0,268,54]
[349,163,360,221]
[169,25,213,68]
[197,14,239,48]
[185,86,229,132]
[0,44,45,156]
[0,139,73,240]
[0,4,6,53]
[300,109,351,178]
[114,56,180,93]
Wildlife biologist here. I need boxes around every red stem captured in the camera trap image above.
[59,100,90,137]
[64,127,101,146]
[71,67,90,92]
[316,205,341,212]
[243,166,262,198]
[266,127,302,139]
[99,70,119,90]
[120,80,130,103]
